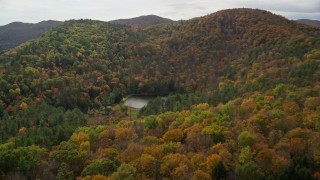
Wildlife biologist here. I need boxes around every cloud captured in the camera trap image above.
[0,0,319,25]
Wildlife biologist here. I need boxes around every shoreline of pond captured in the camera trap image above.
[121,94,157,103]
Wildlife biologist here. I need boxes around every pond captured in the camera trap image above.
[123,95,154,109]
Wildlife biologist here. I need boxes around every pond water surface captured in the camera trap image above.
[124,96,153,109]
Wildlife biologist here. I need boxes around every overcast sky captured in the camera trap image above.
[0,0,320,25]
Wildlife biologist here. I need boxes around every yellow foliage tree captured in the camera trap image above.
[192,170,212,180]
[160,153,192,179]
[20,102,28,110]
[162,129,184,142]
[18,127,27,135]
[70,132,89,145]
[134,153,158,178]
[206,154,221,172]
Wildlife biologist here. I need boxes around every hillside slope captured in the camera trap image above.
[0,8,320,179]
[0,15,173,54]
[0,20,61,53]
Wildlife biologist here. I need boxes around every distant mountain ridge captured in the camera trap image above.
[0,20,61,53]
[0,16,175,53]
[296,19,320,28]
[109,15,175,27]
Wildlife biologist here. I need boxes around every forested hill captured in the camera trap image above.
[109,15,175,27]
[0,8,320,179]
[0,20,61,53]
[0,15,173,54]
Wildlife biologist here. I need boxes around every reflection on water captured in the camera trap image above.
[124,96,153,109]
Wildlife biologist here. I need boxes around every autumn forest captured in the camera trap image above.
[0,8,320,179]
